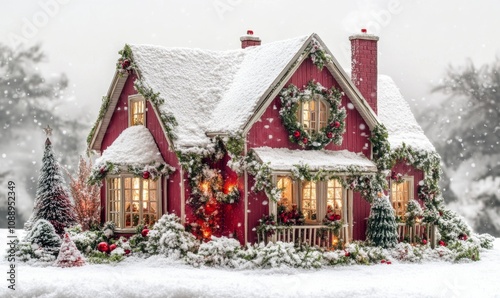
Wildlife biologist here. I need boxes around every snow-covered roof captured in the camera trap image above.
[252,147,377,173]
[95,125,165,167]
[130,35,309,148]
[377,75,436,153]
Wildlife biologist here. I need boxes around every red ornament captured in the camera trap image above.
[334,214,341,221]
[302,138,308,144]
[345,251,350,257]
[121,59,130,69]
[124,249,131,255]
[141,228,150,237]
[333,121,341,128]
[109,244,117,252]
[381,259,386,264]
[391,171,397,180]
[438,240,446,247]
[386,261,392,265]
[99,167,106,174]
[293,130,301,138]
[422,239,428,245]
[327,132,333,139]
[97,242,109,253]
[459,234,468,241]
[143,171,150,179]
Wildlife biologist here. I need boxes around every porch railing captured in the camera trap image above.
[397,222,436,248]
[257,224,349,249]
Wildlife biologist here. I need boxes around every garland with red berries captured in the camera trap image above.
[279,80,346,150]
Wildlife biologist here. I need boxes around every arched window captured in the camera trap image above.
[296,96,329,134]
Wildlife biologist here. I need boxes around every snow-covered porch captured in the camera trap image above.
[252,147,378,248]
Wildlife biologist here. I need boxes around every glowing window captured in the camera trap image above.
[296,96,329,134]
[327,179,343,215]
[129,96,145,126]
[302,181,317,221]
[107,176,160,229]
[390,177,413,218]
[277,176,294,209]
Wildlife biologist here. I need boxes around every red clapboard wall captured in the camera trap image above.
[246,57,373,241]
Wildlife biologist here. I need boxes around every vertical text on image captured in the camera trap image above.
[6,181,17,291]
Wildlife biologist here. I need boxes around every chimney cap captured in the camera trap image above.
[247,29,254,35]
[349,29,379,41]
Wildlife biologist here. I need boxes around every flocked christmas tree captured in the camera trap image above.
[24,219,62,257]
[26,125,77,234]
[55,233,85,267]
[366,193,398,248]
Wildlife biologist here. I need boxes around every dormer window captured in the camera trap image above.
[129,95,145,126]
[296,96,329,134]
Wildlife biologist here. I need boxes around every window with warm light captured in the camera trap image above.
[326,179,343,215]
[302,181,317,221]
[390,177,413,218]
[296,96,329,134]
[107,175,160,230]
[277,176,294,209]
[129,95,145,126]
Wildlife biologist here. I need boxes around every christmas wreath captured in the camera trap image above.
[279,80,346,150]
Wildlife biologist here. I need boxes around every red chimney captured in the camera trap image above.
[349,29,379,114]
[240,30,261,49]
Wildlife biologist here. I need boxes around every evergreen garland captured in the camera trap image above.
[279,80,346,150]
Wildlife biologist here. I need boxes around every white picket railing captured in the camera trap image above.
[397,222,436,247]
[258,224,349,248]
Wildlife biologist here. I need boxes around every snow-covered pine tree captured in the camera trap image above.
[405,199,423,227]
[24,219,62,256]
[26,131,77,234]
[55,233,85,267]
[366,194,398,248]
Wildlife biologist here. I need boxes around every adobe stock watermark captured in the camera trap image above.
[212,0,243,21]
[340,0,404,59]
[8,0,71,48]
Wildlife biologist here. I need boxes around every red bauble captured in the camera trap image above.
[302,138,308,144]
[345,251,350,257]
[293,130,301,138]
[121,59,130,69]
[386,261,392,265]
[391,171,397,180]
[334,214,341,221]
[327,132,333,139]
[109,244,117,252]
[438,240,446,246]
[143,171,150,179]
[141,228,150,237]
[422,239,428,245]
[124,249,131,255]
[334,121,341,128]
[97,242,109,253]
[381,259,386,263]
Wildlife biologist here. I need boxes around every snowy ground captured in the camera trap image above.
[1,230,499,298]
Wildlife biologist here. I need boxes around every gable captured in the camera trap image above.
[246,56,372,156]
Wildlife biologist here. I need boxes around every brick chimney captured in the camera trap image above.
[349,29,379,114]
[240,30,261,49]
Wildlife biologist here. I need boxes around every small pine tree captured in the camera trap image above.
[55,233,85,268]
[405,199,423,226]
[24,219,62,256]
[65,156,101,230]
[366,195,398,248]
[27,137,77,234]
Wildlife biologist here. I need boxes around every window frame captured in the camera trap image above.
[296,95,330,135]
[389,176,414,219]
[128,94,146,127]
[299,179,346,225]
[106,174,162,232]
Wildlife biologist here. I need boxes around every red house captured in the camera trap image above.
[87,30,439,246]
